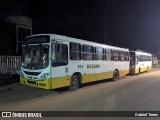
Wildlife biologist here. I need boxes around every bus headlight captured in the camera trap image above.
[40,73,49,80]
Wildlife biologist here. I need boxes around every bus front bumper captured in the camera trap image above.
[20,77,52,89]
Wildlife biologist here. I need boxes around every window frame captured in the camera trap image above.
[69,42,81,61]
[52,43,68,67]
[95,46,104,61]
[82,44,94,61]
[106,48,112,61]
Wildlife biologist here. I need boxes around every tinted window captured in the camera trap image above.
[70,43,81,60]
[112,50,119,61]
[106,48,111,61]
[125,52,129,61]
[52,44,68,66]
[95,47,104,60]
[119,51,125,61]
[83,45,94,60]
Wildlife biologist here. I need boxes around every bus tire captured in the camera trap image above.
[138,68,141,74]
[146,66,149,72]
[112,70,119,81]
[69,74,80,91]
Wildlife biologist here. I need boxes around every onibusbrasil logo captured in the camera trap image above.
[1,112,42,117]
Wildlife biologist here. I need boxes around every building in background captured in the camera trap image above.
[0,16,32,56]
[0,16,32,80]
[6,16,32,55]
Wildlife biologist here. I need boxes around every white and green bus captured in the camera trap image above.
[130,50,152,74]
[20,34,130,90]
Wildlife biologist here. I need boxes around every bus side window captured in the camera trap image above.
[104,48,106,60]
[70,42,81,60]
[124,52,129,61]
[137,56,139,62]
[111,50,113,61]
[62,45,68,61]
[140,55,142,61]
[106,48,111,61]
[142,55,144,61]
[52,44,68,67]
[119,51,125,61]
[95,47,103,60]
[147,56,149,61]
[112,50,119,61]
[83,45,94,61]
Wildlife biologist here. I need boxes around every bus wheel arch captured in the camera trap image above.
[69,72,82,90]
[112,69,119,81]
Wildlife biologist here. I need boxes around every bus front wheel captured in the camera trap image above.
[112,70,119,81]
[69,75,80,90]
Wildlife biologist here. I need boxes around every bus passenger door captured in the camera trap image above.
[51,44,69,89]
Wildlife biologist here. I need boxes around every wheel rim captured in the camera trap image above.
[72,78,79,87]
[115,71,118,79]
[115,72,118,79]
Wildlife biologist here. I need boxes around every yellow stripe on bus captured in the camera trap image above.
[82,70,129,83]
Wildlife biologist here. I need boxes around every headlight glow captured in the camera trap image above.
[40,73,49,80]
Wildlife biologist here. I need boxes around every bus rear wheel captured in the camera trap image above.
[69,75,80,91]
[112,70,119,81]
[139,68,141,74]
[146,66,149,72]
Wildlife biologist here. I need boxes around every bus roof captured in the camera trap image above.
[130,50,152,56]
[26,34,129,51]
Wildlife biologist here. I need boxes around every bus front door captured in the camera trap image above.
[51,44,69,89]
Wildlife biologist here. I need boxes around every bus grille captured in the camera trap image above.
[24,71,41,76]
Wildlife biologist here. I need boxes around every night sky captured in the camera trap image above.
[0,0,160,55]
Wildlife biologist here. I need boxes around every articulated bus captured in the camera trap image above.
[20,34,130,90]
[130,50,152,74]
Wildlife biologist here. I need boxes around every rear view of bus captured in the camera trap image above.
[20,35,52,89]
[130,50,152,74]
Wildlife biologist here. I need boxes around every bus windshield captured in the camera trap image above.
[22,45,49,69]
